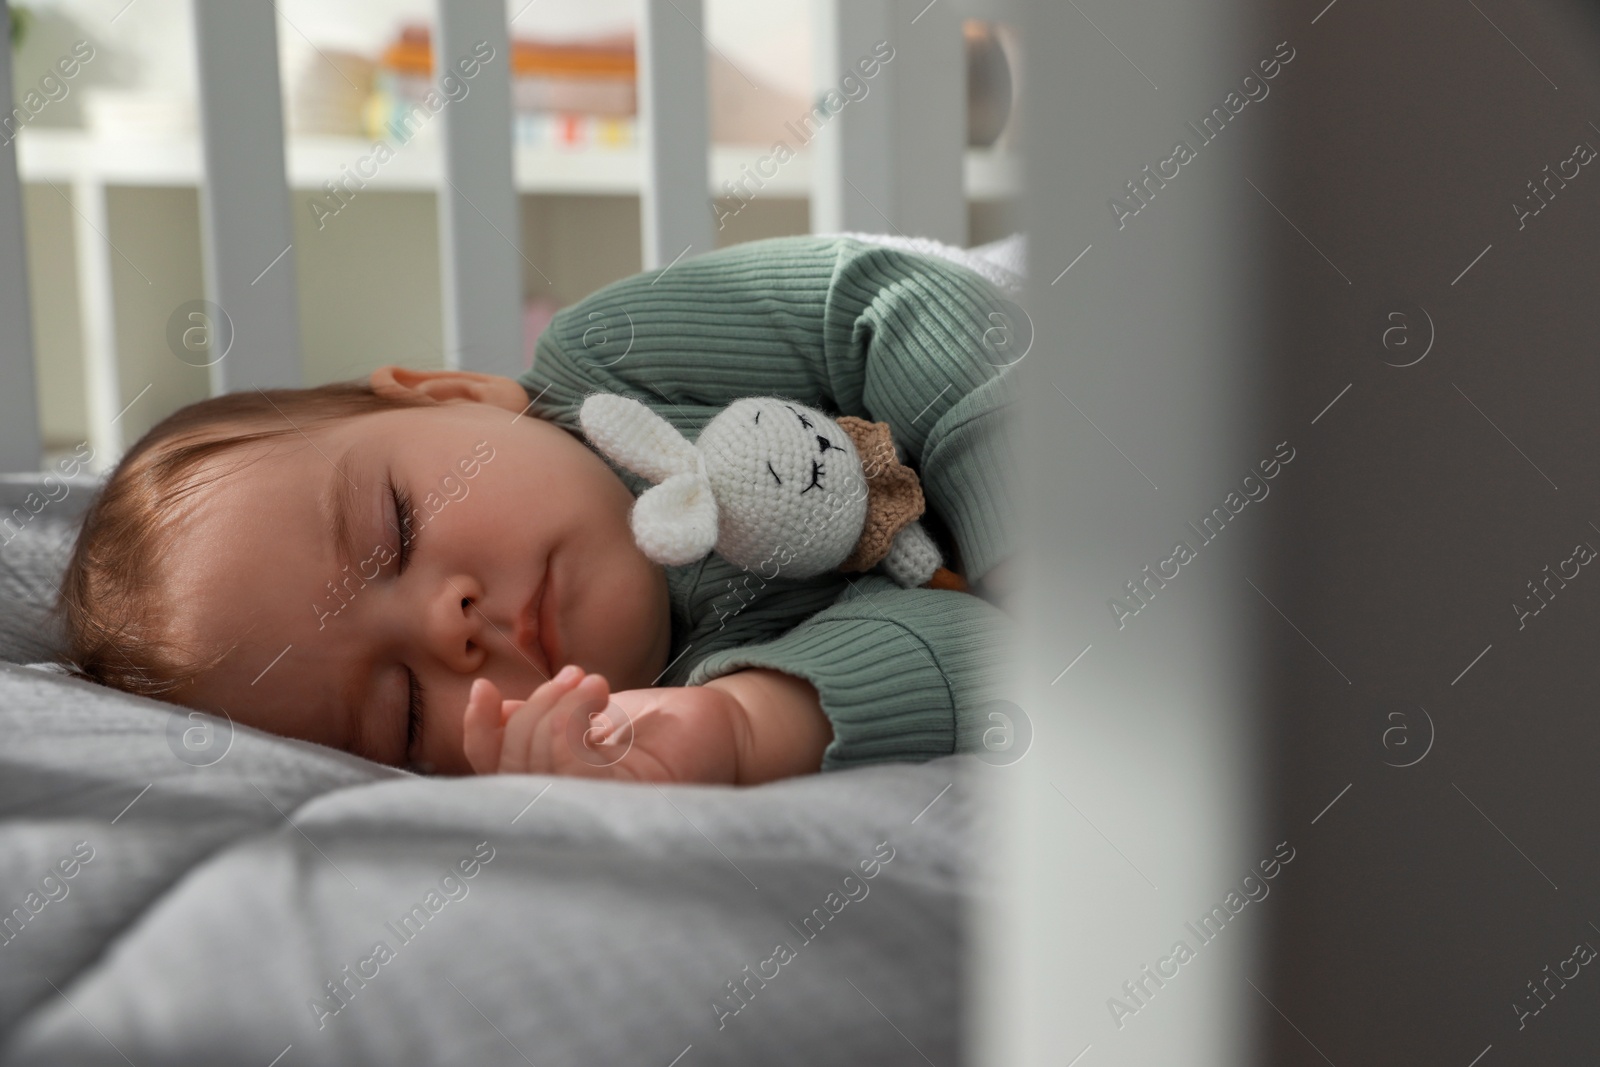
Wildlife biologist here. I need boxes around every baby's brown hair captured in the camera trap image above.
[56,380,438,700]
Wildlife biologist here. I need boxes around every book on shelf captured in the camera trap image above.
[377,24,634,115]
[360,24,638,148]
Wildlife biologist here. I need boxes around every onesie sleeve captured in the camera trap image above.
[522,235,1018,582]
[682,577,1011,771]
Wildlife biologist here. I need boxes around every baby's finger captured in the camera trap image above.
[499,671,595,771]
[461,677,505,774]
[550,678,625,774]
[504,664,585,724]
[499,668,590,773]
[529,675,613,775]
[496,662,592,771]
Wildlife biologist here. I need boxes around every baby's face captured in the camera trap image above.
[161,397,671,773]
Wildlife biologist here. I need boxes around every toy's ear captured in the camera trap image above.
[579,394,701,484]
[631,472,720,566]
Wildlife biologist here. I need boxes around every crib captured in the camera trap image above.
[0,0,1005,479]
[0,3,1038,1063]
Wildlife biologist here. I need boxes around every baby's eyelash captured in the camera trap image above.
[386,476,417,570]
[406,669,425,754]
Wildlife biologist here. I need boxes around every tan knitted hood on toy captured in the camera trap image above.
[836,416,926,572]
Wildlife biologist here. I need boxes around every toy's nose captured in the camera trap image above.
[816,435,835,453]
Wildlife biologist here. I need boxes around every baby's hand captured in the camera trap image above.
[461,665,743,783]
[462,665,610,776]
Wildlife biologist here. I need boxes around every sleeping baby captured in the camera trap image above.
[54,234,1016,783]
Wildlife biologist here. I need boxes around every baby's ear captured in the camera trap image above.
[579,394,701,484]
[370,365,528,412]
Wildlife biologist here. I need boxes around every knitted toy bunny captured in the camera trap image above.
[579,394,961,589]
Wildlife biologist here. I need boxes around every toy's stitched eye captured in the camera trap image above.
[753,410,760,424]
[785,404,813,430]
[766,461,782,485]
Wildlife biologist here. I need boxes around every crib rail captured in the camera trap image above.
[810,0,966,245]
[0,1,41,474]
[191,1,303,395]
[638,0,713,269]
[0,0,977,475]
[436,0,522,375]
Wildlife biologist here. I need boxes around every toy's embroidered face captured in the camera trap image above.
[754,403,844,496]
[699,398,869,577]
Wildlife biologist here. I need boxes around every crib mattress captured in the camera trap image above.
[0,659,984,1066]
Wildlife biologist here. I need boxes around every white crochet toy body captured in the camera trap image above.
[579,394,946,588]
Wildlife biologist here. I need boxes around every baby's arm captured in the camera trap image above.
[701,669,833,783]
[460,666,831,784]
[688,579,1013,771]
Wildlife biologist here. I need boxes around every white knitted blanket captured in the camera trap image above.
[827,230,1028,293]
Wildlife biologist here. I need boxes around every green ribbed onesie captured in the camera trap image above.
[519,235,1017,771]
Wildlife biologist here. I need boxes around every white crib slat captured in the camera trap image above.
[810,0,892,237]
[0,0,43,473]
[73,178,124,470]
[810,0,966,245]
[638,0,712,270]
[435,1,521,375]
[191,0,301,393]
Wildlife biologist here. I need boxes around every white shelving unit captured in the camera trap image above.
[17,128,1018,199]
[16,127,1018,466]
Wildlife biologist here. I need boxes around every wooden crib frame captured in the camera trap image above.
[0,0,1001,475]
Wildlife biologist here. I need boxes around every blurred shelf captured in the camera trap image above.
[16,128,1019,200]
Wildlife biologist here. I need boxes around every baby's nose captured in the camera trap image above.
[422,581,487,672]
